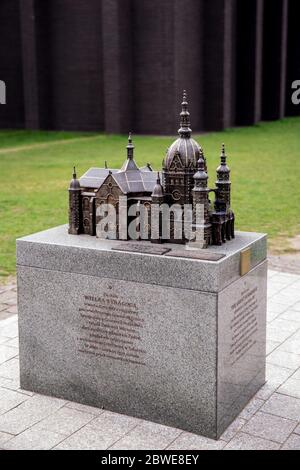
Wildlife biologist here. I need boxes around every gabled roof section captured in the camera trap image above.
[120,158,139,172]
[113,169,156,194]
[79,134,157,193]
[80,167,157,194]
[79,168,118,189]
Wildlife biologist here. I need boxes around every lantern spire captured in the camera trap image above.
[178,90,192,138]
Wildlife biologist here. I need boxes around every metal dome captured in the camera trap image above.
[164,137,201,169]
[69,167,81,190]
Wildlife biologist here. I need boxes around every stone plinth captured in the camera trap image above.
[16,225,267,439]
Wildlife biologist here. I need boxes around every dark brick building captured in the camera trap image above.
[0,0,299,134]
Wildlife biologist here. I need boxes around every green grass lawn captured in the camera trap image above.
[0,118,300,279]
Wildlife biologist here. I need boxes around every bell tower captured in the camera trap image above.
[192,151,212,248]
[163,91,201,206]
[215,144,231,213]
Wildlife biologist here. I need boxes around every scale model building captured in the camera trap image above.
[68,92,235,246]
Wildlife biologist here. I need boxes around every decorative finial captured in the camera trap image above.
[200,147,208,172]
[105,161,108,169]
[73,166,77,179]
[157,172,161,184]
[197,151,205,171]
[178,90,191,138]
[127,132,134,160]
[221,143,227,164]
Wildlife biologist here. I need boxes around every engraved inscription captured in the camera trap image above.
[77,290,146,366]
[229,286,259,365]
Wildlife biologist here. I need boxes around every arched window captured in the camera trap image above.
[83,197,90,210]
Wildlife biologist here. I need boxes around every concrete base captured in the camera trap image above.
[16,225,267,439]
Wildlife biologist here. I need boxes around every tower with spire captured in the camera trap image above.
[192,151,212,248]
[211,144,235,245]
[68,167,82,235]
[151,172,164,244]
[163,91,201,208]
[215,144,231,213]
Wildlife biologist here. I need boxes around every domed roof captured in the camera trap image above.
[193,151,208,181]
[151,173,164,198]
[164,137,201,169]
[164,91,202,171]
[69,167,81,190]
[216,144,230,174]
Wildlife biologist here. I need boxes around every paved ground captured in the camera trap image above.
[0,270,300,450]
[268,254,300,275]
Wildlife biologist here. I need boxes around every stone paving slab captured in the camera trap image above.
[0,269,299,450]
[241,411,297,443]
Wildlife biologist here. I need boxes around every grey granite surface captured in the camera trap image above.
[16,225,267,294]
[217,261,267,437]
[17,226,267,439]
[18,266,218,437]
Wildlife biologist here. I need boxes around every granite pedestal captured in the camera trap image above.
[16,225,267,439]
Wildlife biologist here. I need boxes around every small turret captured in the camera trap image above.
[191,150,212,248]
[151,172,164,202]
[68,167,82,235]
[121,133,138,171]
[212,144,234,244]
[193,150,208,185]
[215,143,231,213]
[151,173,164,245]
[127,132,134,160]
[217,143,230,176]
[69,167,81,190]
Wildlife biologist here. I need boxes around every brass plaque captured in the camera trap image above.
[240,248,251,276]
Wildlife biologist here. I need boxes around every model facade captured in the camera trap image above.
[68,92,235,247]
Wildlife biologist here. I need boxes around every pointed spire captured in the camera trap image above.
[178,90,192,138]
[220,143,227,165]
[120,133,138,171]
[152,172,164,199]
[193,148,208,182]
[200,146,208,172]
[217,143,230,176]
[127,132,134,160]
[69,166,80,190]
[197,150,205,171]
